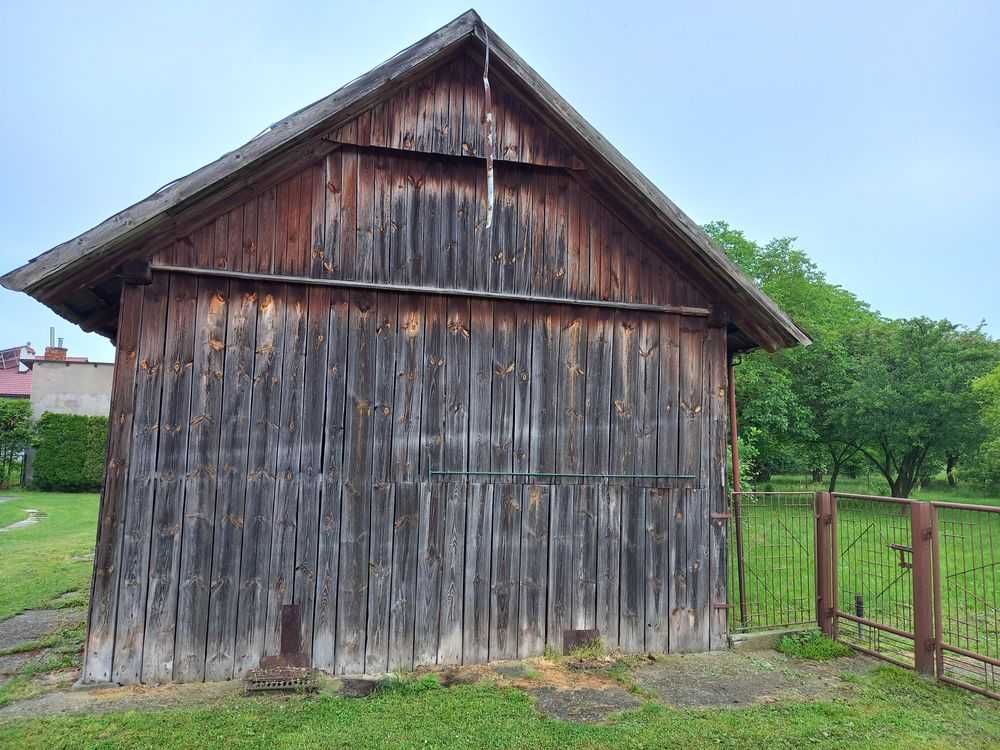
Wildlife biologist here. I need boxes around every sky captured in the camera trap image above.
[1,0,997,362]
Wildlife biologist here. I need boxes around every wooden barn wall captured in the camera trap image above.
[151,146,710,311]
[83,272,728,684]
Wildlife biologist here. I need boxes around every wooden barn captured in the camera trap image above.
[2,10,808,685]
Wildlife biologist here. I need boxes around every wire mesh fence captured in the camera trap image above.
[831,494,917,668]
[932,502,1000,698]
[727,489,999,700]
[727,492,816,633]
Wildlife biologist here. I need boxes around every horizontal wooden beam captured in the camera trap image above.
[150,264,712,317]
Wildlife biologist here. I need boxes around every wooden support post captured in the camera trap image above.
[910,502,936,676]
[815,491,835,637]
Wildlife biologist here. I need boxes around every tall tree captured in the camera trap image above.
[844,318,998,497]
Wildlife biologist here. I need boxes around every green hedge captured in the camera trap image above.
[32,412,108,492]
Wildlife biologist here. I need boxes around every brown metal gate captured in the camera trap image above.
[813,492,1000,699]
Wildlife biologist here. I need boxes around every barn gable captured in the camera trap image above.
[2,10,808,353]
[2,10,813,688]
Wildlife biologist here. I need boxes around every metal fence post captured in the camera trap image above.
[910,502,936,676]
[815,491,835,637]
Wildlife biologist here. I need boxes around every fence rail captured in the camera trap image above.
[728,490,1000,700]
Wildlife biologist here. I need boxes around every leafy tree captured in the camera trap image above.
[0,398,32,488]
[843,318,998,497]
[966,363,1000,490]
[705,222,874,487]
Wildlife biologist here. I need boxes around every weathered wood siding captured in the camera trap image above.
[84,275,728,682]
[85,52,731,685]
[151,149,709,310]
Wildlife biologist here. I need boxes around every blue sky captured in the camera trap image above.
[2,1,997,362]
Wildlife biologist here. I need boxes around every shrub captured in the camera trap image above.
[32,412,108,492]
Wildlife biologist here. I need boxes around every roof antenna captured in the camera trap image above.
[481,23,495,229]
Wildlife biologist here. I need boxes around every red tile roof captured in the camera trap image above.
[0,368,31,397]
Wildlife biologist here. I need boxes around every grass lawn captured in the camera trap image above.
[0,666,998,749]
[0,490,99,620]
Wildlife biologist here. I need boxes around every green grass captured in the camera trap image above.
[776,630,852,660]
[0,666,997,749]
[0,490,98,619]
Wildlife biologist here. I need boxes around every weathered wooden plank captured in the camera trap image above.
[234,284,285,676]
[321,151,342,278]
[204,281,257,681]
[582,309,612,478]
[308,163,327,278]
[419,295,447,477]
[419,161,442,290]
[595,484,622,646]
[548,173,568,298]
[335,291,376,673]
[221,206,243,271]
[365,482,395,673]
[294,169,313,276]
[468,300,493,478]
[556,310,586,482]
[673,321,706,652]
[313,289,350,670]
[513,171,535,296]
[84,284,142,683]
[444,298,470,474]
[264,286,306,657]
[706,326,729,649]
[460,55,483,159]
[573,484,598,630]
[685,488,710,652]
[255,186,277,275]
[174,277,228,681]
[547,484,574,653]
[373,153,392,284]
[645,487,671,653]
[272,177,291,276]
[635,316,660,486]
[339,127,359,279]
[292,286,331,661]
[619,485,646,652]
[142,270,197,684]
[372,293,398,483]
[391,294,425,481]
[518,484,549,657]
[489,482,521,660]
[529,305,559,477]
[438,482,466,664]
[389,482,419,670]
[414,482,445,665]
[463,483,493,663]
[657,315,681,480]
[610,312,637,483]
[111,273,168,685]
[355,148,375,281]
[490,302,516,478]
[389,160,409,286]
[512,304,533,476]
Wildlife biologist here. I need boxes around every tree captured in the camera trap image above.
[966,363,1000,491]
[844,318,998,497]
[0,398,32,488]
[705,221,874,486]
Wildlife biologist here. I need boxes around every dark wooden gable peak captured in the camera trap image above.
[1,9,809,352]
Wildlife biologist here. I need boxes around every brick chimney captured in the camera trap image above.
[44,335,67,361]
[43,346,67,361]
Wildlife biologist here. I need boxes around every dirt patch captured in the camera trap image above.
[0,649,51,677]
[634,651,877,708]
[0,680,242,720]
[530,686,642,723]
[0,609,86,652]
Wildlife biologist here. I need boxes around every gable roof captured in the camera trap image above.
[1,9,809,352]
